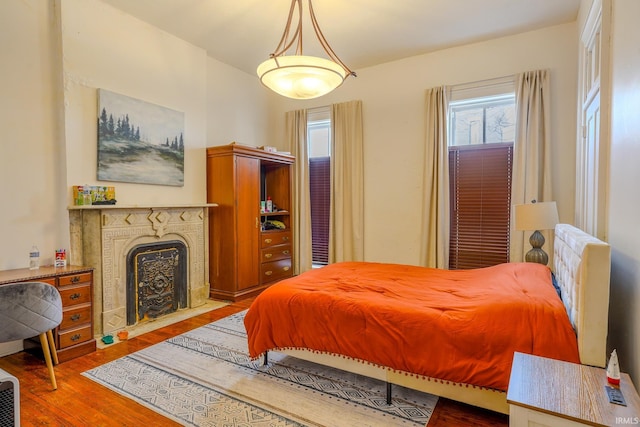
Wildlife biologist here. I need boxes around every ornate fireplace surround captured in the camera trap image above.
[68,204,214,336]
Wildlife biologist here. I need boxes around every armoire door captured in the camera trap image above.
[235,156,260,290]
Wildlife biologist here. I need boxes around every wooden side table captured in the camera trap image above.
[507,352,640,426]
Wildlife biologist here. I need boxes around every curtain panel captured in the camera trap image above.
[510,69,554,262]
[420,86,450,268]
[286,109,313,274]
[330,100,364,262]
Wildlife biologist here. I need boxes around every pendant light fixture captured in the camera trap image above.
[257,0,356,100]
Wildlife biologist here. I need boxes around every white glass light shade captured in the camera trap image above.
[257,55,347,99]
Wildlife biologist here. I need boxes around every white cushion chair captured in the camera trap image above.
[0,281,63,390]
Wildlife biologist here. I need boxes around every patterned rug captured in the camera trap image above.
[83,311,437,426]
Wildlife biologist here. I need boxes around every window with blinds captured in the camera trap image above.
[309,157,330,264]
[308,107,331,266]
[449,143,513,269]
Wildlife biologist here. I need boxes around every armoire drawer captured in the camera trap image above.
[261,231,292,248]
[261,258,293,283]
[261,245,292,262]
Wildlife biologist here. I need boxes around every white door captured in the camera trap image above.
[575,0,610,241]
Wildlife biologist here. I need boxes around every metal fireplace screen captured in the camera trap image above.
[126,241,187,326]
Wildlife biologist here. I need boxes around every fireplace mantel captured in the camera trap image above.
[68,203,218,210]
[68,204,215,336]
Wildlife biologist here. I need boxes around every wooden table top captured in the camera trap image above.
[507,352,640,426]
[0,265,93,285]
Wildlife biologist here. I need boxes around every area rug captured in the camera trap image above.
[83,310,438,426]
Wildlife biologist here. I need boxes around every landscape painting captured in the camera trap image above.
[97,89,185,186]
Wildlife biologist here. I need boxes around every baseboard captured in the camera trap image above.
[0,341,23,357]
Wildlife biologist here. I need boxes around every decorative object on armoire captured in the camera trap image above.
[514,200,559,265]
[97,89,185,186]
[206,144,294,301]
[257,0,356,100]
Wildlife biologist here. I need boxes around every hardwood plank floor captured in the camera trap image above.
[0,298,508,426]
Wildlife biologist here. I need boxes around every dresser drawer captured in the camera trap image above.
[59,284,92,307]
[60,304,91,330]
[261,231,292,248]
[261,258,293,283]
[261,245,292,262]
[58,272,92,287]
[58,325,92,348]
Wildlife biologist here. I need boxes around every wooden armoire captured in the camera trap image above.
[206,144,295,301]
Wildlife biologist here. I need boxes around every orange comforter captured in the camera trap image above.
[244,261,580,391]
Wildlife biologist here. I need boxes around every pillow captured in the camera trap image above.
[551,272,562,299]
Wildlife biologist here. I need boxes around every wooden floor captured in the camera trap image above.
[0,297,508,427]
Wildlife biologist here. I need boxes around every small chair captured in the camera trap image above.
[0,281,63,390]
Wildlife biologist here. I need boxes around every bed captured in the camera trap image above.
[243,224,611,414]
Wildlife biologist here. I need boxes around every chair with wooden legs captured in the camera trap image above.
[0,281,63,390]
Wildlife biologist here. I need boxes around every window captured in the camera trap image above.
[448,87,515,270]
[308,109,331,265]
[449,94,515,146]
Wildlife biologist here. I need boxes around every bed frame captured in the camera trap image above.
[272,224,611,414]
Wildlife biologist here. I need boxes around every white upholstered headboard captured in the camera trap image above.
[553,223,611,368]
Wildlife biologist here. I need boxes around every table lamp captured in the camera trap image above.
[514,201,559,265]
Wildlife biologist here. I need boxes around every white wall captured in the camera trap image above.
[61,0,208,207]
[0,0,66,270]
[606,0,640,386]
[271,23,579,265]
[206,57,273,148]
[0,0,270,272]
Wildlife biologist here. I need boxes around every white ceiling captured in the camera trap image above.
[101,0,581,75]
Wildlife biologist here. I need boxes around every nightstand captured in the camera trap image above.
[507,352,640,427]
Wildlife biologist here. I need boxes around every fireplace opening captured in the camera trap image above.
[126,240,188,326]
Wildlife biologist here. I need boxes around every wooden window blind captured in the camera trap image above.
[309,157,330,265]
[449,142,513,270]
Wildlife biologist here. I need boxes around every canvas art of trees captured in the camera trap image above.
[97,89,185,187]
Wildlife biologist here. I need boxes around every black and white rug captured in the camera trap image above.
[83,311,437,426]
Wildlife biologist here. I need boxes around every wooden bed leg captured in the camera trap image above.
[263,351,268,366]
[386,382,392,404]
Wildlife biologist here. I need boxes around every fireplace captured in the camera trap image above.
[68,205,212,336]
[127,241,187,326]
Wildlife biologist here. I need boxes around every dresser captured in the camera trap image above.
[207,144,294,301]
[0,266,96,362]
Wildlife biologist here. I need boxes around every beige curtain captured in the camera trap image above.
[329,100,364,262]
[420,87,450,268]
[510,70,553,262]
[286,109,313,274]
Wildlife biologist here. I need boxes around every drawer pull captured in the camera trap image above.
[69,293,82,300]
[265,253,273,259]
[282,250,290,255]
[70,276,80,284]
[283,266,290,272]
[264,238,273,244]
[282,236,289,241]
[70,334,82,342]
[71,314,81,322]
[265,270,273,276]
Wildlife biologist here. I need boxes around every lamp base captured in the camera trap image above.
[525,230,549,265]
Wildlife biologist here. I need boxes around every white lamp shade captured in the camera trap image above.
[257,55,347,99]
[514,201,559,231]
